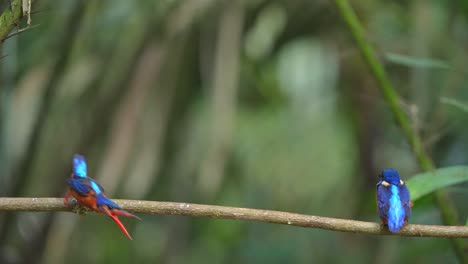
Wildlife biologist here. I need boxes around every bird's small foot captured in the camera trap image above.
[69,201,90,216]
[73,205,90,216]
[64,196,77,207]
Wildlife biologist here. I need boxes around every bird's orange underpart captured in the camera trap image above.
[64,192,71,206]
[69,189,99,211]
[380,217,388,225]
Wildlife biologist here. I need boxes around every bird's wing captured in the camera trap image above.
[67,178,93,195]
[376,184,392,221]
[96,194,122,210]
[399,184,412,221]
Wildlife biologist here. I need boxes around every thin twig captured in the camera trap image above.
[0,197,467,238]
[2,23,39,41]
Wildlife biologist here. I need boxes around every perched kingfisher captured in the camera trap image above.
[64,154,140,240]
[376,169,412,233]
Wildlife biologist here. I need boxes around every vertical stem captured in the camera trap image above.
[198,0,244,198]
[333,0,467,262]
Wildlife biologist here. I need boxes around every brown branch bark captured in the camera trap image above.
[0,197,466,238]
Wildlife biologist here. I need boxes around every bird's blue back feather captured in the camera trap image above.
[90,181,103,194]
[387,185,405,233]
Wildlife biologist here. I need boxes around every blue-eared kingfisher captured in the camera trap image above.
[376,169,412,233]
[64,154,140,239]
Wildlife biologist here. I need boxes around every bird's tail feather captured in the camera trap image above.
[101,207,133,240]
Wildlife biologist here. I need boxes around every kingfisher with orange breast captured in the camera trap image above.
[376,169,412,233]
[64,154,140,239]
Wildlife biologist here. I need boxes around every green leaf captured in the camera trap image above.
[440,97,468,114]
[385,53,450,69]
[406,166,468,201]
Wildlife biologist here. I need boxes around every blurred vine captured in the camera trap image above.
[333,0,467,262]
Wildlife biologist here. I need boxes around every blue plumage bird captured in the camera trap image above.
[376,169,412,233]
[64,154,140,239]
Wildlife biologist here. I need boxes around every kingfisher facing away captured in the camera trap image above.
[64,154,140,240]
[376,169,411,233]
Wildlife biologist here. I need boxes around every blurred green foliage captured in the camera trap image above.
[407,166,468,200]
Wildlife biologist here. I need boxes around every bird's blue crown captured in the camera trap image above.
[380,168,401,185]
[73,154,87,178]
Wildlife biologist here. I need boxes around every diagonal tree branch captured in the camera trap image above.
[2,23,38,41]
[0,197,467,238]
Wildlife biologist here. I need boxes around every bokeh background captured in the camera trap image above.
[0,0,467,263]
